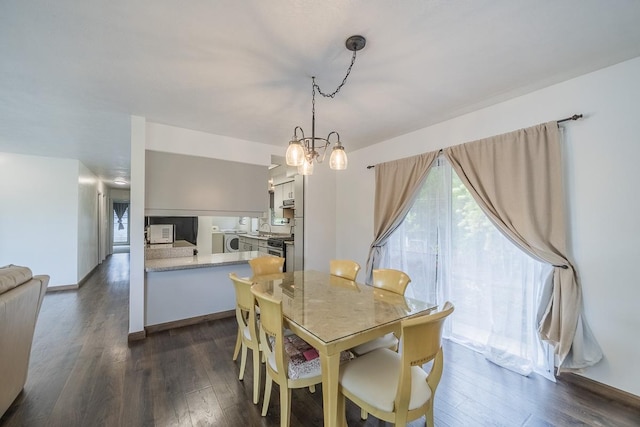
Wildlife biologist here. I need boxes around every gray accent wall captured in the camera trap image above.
[145,150,268,217]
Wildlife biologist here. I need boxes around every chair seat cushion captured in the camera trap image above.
[0,264,33,295]
[339,348,431,412]
[268,334,352,380]
[242,325,254,342]
[351,332,399,356]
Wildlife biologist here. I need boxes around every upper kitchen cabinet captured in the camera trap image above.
[282,180,295,200]
[273,180,295,220]
[269,156,298,223]
[145,150,268,217]
[274,180,294,207]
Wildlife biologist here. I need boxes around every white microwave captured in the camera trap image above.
[149,224,174,244]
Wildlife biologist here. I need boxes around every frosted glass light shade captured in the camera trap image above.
[286,141,305,166]
[329,145,348,170]
[298,158,314,175]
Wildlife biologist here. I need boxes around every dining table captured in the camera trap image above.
[251,270,437,427]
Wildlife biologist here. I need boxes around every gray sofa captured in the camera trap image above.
[0,265,49,418]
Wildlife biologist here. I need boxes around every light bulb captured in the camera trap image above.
[298,158,314,175]
[285,140,305,166]
[329,145,348,170]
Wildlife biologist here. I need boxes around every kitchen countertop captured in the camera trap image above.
[239,233,292,241]
[145,240,197,260]
[145,250,267,272]
[146,240,195,248]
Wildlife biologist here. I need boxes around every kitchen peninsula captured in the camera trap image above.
[144,248,265,330]
[145,239,196,259]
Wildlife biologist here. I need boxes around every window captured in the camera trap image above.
[113,202,129,245]
[384,158,554,378]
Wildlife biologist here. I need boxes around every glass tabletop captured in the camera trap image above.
[251,270,437,344]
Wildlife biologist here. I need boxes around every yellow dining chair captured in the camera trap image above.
[229,273,262,405]
[372,268,411,295]
[338,302,455,427]
[234,256,283,362]
[249,256,285,278]
[330,259,361,281]
[351,268,411,356]
[250,287,324,427]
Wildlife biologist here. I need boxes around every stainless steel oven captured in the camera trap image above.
[267,237,287,270]
[267,248,283,257]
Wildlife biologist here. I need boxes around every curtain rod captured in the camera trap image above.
[366,113,583,169]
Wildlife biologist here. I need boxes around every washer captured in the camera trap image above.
[224,233,240,252]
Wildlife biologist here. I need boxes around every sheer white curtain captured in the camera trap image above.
[384,158,555,379]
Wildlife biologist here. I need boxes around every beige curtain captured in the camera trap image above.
[365,151,438,284]
[444,121,602,372]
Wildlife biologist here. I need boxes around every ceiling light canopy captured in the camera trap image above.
[113,178,127,185]
[285,35,366,175]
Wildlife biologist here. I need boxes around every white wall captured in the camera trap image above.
[77,162,100,281]
[337,57,640,396]
[110,189,130,201]
[129,116,146,335]
[0,152,79,286]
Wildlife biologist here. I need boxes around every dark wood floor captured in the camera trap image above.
[1,254,638,426]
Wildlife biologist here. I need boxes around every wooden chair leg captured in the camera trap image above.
[239,343,248,380]
[396,411,408,426]
[261,375,273,416]
[426,400,435,427]
[232,329,241,361]
[252,349,261,404]
[280,387,292,427]
[337,392,347,427]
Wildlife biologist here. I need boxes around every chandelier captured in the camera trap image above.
[285,35,366,175]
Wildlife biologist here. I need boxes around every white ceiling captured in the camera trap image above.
[2,1,640,186]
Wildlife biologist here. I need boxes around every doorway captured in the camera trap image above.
[113,200,130,253]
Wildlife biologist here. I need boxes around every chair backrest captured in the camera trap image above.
[372,269,411,296]
[330,259,361,281]
[395,302,454,415]
[229,273,259,343]
[251,286,288,383]
[249,256,285,277]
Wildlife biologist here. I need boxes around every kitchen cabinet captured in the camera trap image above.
[282,180,295,200]
[273,185,283,215]
[274,180,295,210]
[273,180,295,221]
[239,235,269,253]
[239,236,257,251]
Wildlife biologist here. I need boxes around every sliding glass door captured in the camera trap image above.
[383,157,554,379]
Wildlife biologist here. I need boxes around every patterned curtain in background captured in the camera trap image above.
[113,202,128,230]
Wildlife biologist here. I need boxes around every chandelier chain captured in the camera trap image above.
[286,35,363,174]
[313,50,358,99]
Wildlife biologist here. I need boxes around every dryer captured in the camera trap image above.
[224,233,240,252]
